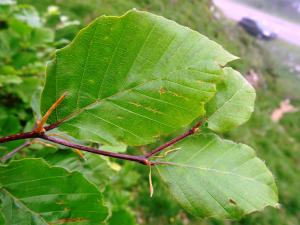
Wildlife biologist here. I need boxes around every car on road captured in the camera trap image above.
[238,17,277,40]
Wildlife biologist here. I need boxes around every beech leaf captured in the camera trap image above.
[156,133,278,219]
[41,9,237,147]
[206,67,256,132]
[0,159,108,225]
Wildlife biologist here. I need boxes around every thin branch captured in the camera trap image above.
[1,141,32,163]
[40,134,152,165]
[145,121,202,158]
[0,131,40,144]
[0,121,64,144]
[44,120,65,131]
[34,92,67,133]
[0,113,201,165]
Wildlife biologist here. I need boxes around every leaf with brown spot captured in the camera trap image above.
[0,159,108,225]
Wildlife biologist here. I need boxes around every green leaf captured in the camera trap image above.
[0,107,22,151]
[44,150,115,191]
[30,27,54,46]
[41,9,237,147]
[0,159,109,225]
[31,87,42,119]
[108,209,136,225]
[206,67,256,132]
[0,190,47,225]
[11,77,40,104]
[156,133,278,219]
[101,142,127,153]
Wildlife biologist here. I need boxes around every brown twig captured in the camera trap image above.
[0,131,40,144]
[1,141,32,162]
[34,92,67,134]
[40,134,152,165]
[0,121,202,165]
[145,121,202,158]
[0,91,202,165]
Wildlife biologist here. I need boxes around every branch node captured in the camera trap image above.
[190,121,202,134]
[145,121,203,158]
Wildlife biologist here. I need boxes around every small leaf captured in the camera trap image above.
[156,133,278,219]
[41,9,237,147]
[0,159,109,225]
[206,67,256,132]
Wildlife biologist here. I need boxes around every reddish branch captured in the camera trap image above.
[0,120,202,165]
[0,92,202,165]
[0,121,62,144]
[0,131,40,143]
[1,141,32,163]
[145,121,202,158]
[0,121,202,165]
[41,134,152,165]
[0,94,203,164]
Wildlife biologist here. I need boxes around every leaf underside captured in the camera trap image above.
[0,159,108,225]
[41,9,238,147]
[156,133,278,219]
[206,67,256,132]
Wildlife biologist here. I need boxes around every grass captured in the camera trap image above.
[262,40,300,100]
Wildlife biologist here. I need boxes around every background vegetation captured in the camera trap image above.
[1,0,299,224]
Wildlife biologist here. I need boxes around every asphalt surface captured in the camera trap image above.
[213,0,300,47]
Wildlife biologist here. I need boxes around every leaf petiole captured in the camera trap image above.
[34,92,67,134]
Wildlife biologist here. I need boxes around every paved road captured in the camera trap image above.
[213,0,300,47]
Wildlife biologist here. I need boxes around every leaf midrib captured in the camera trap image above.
[55,73,216,125]
[156,162,269,187]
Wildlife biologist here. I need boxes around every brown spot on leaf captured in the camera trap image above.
[218,63,225,68]
[167,90,189,101]
[56,200,65,205]
[159,87,166,95]
[145,106,163,114]
[229,198,237,205]
[49,218,88,225]
[129,102,142,107]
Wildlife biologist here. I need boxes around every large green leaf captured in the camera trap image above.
[156,133,278,219]
[206,67,256,132]
[41,9,237,147]
[0,159,108,225]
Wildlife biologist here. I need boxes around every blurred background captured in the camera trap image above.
[0,0,299,224]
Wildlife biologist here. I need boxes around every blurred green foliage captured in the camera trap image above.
[1,0,299,224]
